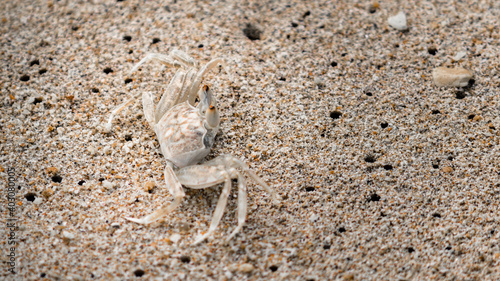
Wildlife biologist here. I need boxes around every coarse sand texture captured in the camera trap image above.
[1,0,499,280]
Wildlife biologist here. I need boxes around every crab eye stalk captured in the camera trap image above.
[205,105,220,128]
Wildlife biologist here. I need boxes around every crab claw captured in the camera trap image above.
[205,105,220,128]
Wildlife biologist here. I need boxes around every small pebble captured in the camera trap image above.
[102,180,113,190]
[238,263,254,273]
[388,11,408,31]
[343,273,355,280]
[432,67,473,87]
[34,197,43,205]
[170,233,181,243]
[144,181,155,192]
[46,167,58,175]
[42,188,54,199]
[62,231,75,240]
[453,51,467,61]
[441,166,454,173]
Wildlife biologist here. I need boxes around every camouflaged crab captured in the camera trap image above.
[105,50,279,244]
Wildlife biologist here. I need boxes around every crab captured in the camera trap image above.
[105,50,279,244]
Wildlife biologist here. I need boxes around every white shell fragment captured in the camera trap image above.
[388,11,408,31]
[102,180,114,190]
[238,263,255,273]
[453,51,467,61]
[432,67,473,87]
[170,233,181,243]
[62,231,75,240]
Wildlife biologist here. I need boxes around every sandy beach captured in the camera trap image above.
[1,0,499,280]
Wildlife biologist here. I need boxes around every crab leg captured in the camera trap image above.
[187,58,229,105]
[175,165,235,244]
[129,53,184,74]
[176,68,198,106]
[226,170,248,242]
[141,92,155,127]
[126,163,185,225]
[170,49,197,67]
[192,170,232,245]
[129,50,197,75]
[105,92,142,132]
[206,155,280,203]
[154,70,187,123]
